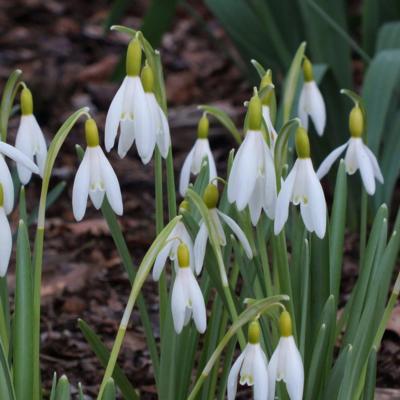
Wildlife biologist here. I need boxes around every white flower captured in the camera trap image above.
[227,129,276,225]
[72,119,123,221]
[227,321,269,400]
[298,58,326,136]
[152,221,194,280]
[0,141,40,214]
[262,105,277,151]
[274,128,326,238]
[317,106,383,195]
[15,86,47,184]
[0,185,12,277]
[194,184,252,275]
[268,311,304,400]
[171,244,206,334]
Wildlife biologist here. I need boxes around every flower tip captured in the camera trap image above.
[141,64,154,93]
[295,127,310,158]
[203,183,219,209]
[279,310,292,337]
[177,243,190,268]
[248,320,261,344]
[349,106,364,138]
[126,37,142,77]
[20,86,33,116]
[303,57,313,82]
[85,119,100,147]
[247,94,262,131]
[197,114,209,139]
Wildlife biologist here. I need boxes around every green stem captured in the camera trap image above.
[256,224,273,296]
[360,189,368,268]
[166,147,177,219]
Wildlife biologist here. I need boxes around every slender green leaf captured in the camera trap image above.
[55,375,70,400]
[376,21,400,51]
[102,378,116,400]
[0,338,14,400]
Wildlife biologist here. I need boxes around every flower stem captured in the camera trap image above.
[166,147,177,219]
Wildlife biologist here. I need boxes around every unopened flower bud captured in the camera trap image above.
[279,310,292,337]
[260,71,274,106]
[21,87,33,116]
[197,114,209,139]
[295,127,310,159]
[177,243,190,268]
[349,106,364,138]
[141,64,154,93]
[248,95,262,131]
[303,57,313,82]
[85,118,100,147]
[179,199,190,214]
[203,183,219,209]
[126,38,142,77]
[248,320,261,344]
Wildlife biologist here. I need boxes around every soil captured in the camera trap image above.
[0,0,398,398]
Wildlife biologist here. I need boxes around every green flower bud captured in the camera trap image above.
[126,38,142,77]
[85,118,100,147]
[177,243,190,268]
[203,184,219,209]
[248,95,262,131]
[179,200,190,214]
[295,127,310,159]
[303,57,313,82]
[248,320,261,344]
[21,87,33,116]
[0,184,3,207]
[279,310,292,337]
[141,64,154,93]
[349,106,364,138]
[260,71,274,106]
[197,114,209,139]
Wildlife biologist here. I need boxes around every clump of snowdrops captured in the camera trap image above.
[0,26,399,400]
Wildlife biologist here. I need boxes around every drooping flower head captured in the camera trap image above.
[268,311,304,400]
[171,243,207,334]
[179,113,217,196]
[194,184,252,274]
[274,127,327,238]
[298,57,326,136]
[15,85,47,184]
[105,37,155,163]
[227,93,276,225]
[0,184,12,277]
[317,105,383,195]
[72,118,123,221]
[227,320,269,400]
[259,71,277,150]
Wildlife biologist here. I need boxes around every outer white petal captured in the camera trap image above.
[179,146,195,196]
[297,86,309,131]
[355,140,375,195]
[187,270,207,333]
[268,344,279,400]
[263,148,277,219]
[364,144,384,183]
[98,147,123,215]
[194,222,208,275]
[300,202,314,233]
[105,77,126,152]
[253,347,269,400]
[149,94,171,158]
[227,350,246,400]
[204,141,217,184]
[0,208,12,277]
[153,240,174,281]
[227,141,246,204]
[307,81,326,136]
[282,337,304,400]
[15,116,34,184]
[31,115,48,178]
[249,176,264,226]
[262,105,277,149]
[217,210,252,259]
[171,271,187,334]
[118,119,135,158]
[316,141,349,179]
[344,138,359,175]
[0,156,14,214]
[305,159,326,238]
[72,150,91,221]
[274,163,297,235]
[0,141,39,174]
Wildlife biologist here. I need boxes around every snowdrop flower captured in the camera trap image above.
[179,114,217,196]
[317,105,383,195]
[0,140,39,215]
[260,72,277,150]
[141,64,171,159]
[152,201,195,280]
[194,184,252,275]
[105,37,154,163]
[298,58,326,136]
[171,243,206,334]
[268,311,304,400]
[274,127,327,238]
[227,94,276,225]
[0,185,12,277]
[227,320,269,400]
[15,86,47,184]
[72,118,123,221]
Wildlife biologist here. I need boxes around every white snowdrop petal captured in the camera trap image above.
[316,141,349,179]
[283,337,304,400]
[298,86,309,131]
[153,240,174,281]
[179,147,195,196]
[307,81,326,136]
[300,202,314,233]
[364,145,384,183]
[15,116,34,184]
[262,105,277,149]
[0,141,39,174]
[274,163,297,235]
[72,150,91,221]
[89,189,105,210]
[344,139,359,175]
[268,344,279,400]
[188,271,207,333]
[31,116,48,178]
[263,149,277,219]
[156,103,171,158]
[117,119,135,158]
[105,77,126,152]
[204,142,217,184]
[249,177,264,226]
[0,156,14,214]
[217,210,253,259]
[227,142,246,204]
[253,348,269,400]
[0,208,12,277]
[227,350,246,400]
[171,272,187,334]
[194,222,208,275]
[356,140,375,195]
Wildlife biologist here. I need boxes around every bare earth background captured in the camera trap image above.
[0,0,398,398]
